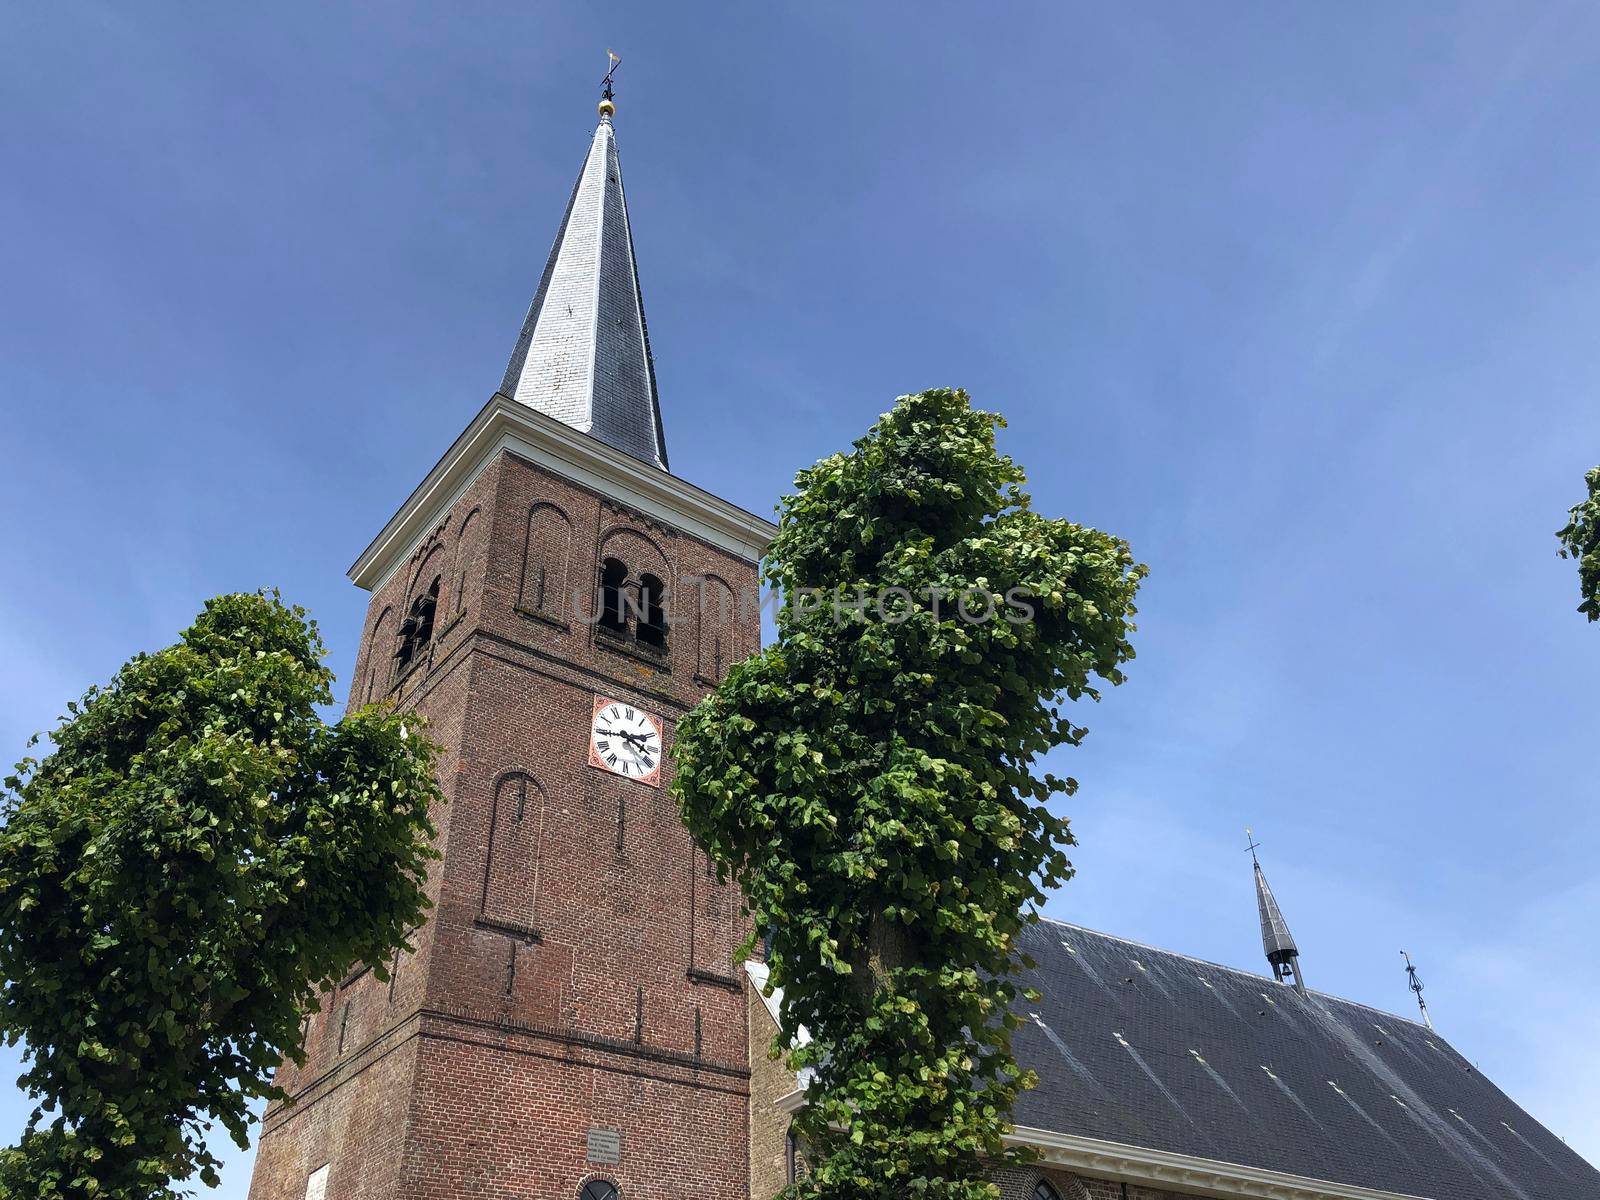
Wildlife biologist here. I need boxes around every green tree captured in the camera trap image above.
[1557,466,1600,622]
[0,592,442,1200]
[675,389,1145,1200]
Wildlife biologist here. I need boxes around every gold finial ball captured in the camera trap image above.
[598,97,616,119]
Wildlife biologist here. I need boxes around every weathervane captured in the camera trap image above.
[1401,950,1434,1030]
[598,48,622,119]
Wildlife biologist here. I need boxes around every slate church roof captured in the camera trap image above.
[1012,920,1599,1199]
[500,110,668,470]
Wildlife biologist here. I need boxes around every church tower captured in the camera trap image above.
[247,94,774,1200]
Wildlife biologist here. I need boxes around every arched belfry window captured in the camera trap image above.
[594,556,670,656]
[599,559,628,633]
[579,1181,619,1200]
[593,530,672,658]
[394,576,440,675]
[1032,1182,1062,1200]
[637,573,667,648]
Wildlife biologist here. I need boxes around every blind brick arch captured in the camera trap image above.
[690,844,743,988]
[694,575,738,683]
[360,606,393,703]
[480,771,546,938]
[450,506,484,615]
[517,502,573,622]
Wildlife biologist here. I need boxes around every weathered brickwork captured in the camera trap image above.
[248,445,762,1200]
[747,983,800,1200]
[993,1166,1088,1200]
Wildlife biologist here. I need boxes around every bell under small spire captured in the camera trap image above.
[499,57,668,471]
[1248,829,1306,994]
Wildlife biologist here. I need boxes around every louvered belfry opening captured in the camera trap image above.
[599,558,628,632]
[637,573,667,647]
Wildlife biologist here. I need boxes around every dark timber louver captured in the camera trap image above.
[499,106,668,470]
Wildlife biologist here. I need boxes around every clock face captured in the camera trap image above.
[587,696,664,786]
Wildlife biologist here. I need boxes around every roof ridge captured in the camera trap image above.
[1035,916,1425,1029]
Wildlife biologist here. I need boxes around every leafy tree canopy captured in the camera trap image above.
[1557,466,1600,622]
[0,592,442,1200]
[675,389,1146,1200]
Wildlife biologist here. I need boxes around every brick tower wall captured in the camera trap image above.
[248,445,762,1200]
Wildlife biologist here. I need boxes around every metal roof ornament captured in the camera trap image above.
[1402,949,1434,1029]
[599,48,620,121]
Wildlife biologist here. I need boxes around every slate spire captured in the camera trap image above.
[1247,830,1306,994]
[500,96,668,470]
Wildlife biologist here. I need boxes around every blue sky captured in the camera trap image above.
[4,3,1599,1192]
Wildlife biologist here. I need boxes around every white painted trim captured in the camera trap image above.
[1006,1127,1432,1200]
[767,1097,1430,1199]
[745,960,782,1028]
[349,393,777,593]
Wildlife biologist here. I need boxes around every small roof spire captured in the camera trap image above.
[1247,829,1307,995]
[498,57,668,470]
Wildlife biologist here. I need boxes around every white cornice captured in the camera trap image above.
[349,393,778,592]
[1007,1127,1431,1200]
[765,1107,1424,1199]
[770,1093,1425,1199]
